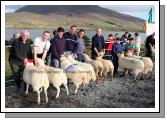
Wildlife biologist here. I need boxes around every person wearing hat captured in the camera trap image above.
[134,32,141,52]
[111,37,122,75]
[123,37,139,56]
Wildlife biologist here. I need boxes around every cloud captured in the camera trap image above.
[100,5,154,12]
[5,5,25,13]
[99,5,155,20]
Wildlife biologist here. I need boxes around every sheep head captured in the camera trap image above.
[24,62,34,67]
[36,58,45,67]
[96,56,102,60]
[83,54,90,60]
[125,50,133,57]
[117,51,124,58]
[60,55,67,62]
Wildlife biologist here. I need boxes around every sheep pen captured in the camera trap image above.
[5,63,155,108]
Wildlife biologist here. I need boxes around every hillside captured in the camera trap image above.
[6,5,145,31]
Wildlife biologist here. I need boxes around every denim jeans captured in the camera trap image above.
[51,58,60,68]
[45,53,51,65]
[77,53,84,62]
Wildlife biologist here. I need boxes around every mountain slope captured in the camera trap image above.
[6,5,145,31]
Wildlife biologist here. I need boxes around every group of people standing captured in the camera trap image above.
[8,26,155,92]
[8,25,87,92]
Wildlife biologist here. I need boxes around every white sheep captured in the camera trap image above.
[66,54,96,83]
[44,66,69,99]
[117,52,144,80]
[23,62,49,105]
[60,55,87,94]
[83,54,103,78]
[96,57,114,80]
[125,50,153,79]
[36,59,69,99]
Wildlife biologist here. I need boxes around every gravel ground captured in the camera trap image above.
[5,66,155,108]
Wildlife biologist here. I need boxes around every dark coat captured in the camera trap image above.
[9,37,33,65]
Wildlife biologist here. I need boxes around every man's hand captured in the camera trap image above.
[24,58,28,64]
[97,52,101,57]
[100,52,104,57]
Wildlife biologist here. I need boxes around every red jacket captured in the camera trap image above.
[105,38,116,51]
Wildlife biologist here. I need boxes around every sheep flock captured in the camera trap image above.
[22,52,154,105]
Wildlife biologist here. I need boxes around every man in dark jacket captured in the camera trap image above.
[9,30,33,92]
[145,32,155,60]
[63,25,78,58]
[91,28,105,60]
[120,31,129,46]
[49,27,66,68]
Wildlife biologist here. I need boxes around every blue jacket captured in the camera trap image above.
[111,42,122,57]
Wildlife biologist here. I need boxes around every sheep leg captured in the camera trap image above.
[96,77,100,84]
[148,71,152,79]
[39,87,42,92]
[133,71,139,80]
[55,86,60,99]
[44,87,48,103]
[37,89,41,105]
[104,72,107,77]
[100,66,104,77]
[63,84,69,96]
[25,84,29,94]
[74,85,79,94]
[110,69,114,80]
[120,69,125,77]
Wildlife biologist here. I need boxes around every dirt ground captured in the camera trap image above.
[5,69,155,108]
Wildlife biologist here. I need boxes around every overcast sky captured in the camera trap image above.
[5,5,155,21]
